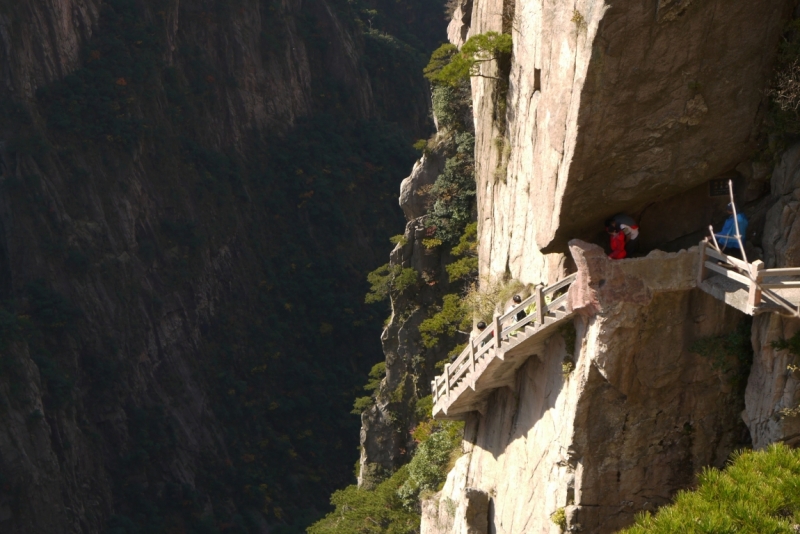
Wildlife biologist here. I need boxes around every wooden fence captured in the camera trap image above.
[697,240,800,314]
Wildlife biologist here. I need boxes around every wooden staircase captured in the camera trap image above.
[431,274,576,420]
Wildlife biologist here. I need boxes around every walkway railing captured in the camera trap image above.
[697,239,800,315]
[431,273,576,407]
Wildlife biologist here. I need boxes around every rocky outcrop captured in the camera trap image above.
[745,315,800,449]
[743,144,800,449]
[422,243,750,533]
[447,0,473,47]
[358,147,461,487]
[470,0,793,286]
[399,151,446,221]
[0,1,101,97]
[422,0,800,530]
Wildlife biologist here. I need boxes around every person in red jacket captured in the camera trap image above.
[606,221,627,260]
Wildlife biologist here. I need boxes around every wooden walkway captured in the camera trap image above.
[697,240,800,316]
[431,274,576,420]
[431,242,800,420]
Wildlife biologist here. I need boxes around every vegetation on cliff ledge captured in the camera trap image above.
[622,443,800,534]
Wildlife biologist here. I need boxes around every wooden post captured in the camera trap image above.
[697,239,708,286]
[535,284,545,326]
[747,260,765,313]
[431,380,437,403]
[444,364,451,398]
[469,339,476,373]
[494,314,502,350]
[469,339,477,390]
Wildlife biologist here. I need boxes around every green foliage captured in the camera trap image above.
[363,362,387,392]
[0,306,22,350]
[424,32,513,87]
[389,234,408,247]
[397,422,463,510]
[348,0,448,135]
[463,277,525,323]
[551,507,567,531]
[427,132,476,243]
[421,237,442,249]
[431,76,472,132]
[395,268,419,295]
[771,330,800,417]
[365,264,419,303]
[446,223,478,282]
[307,466,420,534]
[351,396,374,414]
[571,10,587,31]
[561,358,575,378]
[451,222,477,257]
[771,330,800,356]
[414,395,433,421]
[423,44,458,82]
[560,322,577,357]
[0,283,81,409]
[690,322,753,391]
[418,294,469,348]
[622,443,800,534]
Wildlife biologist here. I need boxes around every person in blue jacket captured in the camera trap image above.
[715,203,749,260]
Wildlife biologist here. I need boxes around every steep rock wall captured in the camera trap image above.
[358,144,465,486]
[744,144,800,449]
[465,0,793,285]
[0,0,437,531]
[421,0,800,531]
[423,245,749,533]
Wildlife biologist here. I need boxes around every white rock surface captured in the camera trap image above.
[470,0,793,286]
[422,244,749,533]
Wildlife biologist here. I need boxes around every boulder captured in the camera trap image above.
[399,152,445,221]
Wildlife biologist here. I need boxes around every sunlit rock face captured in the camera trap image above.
[468,0,792,286]
[422,0,800,530]
[422,243,749,533]
[744,145,800,450]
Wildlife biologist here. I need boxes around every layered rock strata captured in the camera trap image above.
[422,243,750,533]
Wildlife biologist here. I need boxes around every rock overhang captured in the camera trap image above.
[540,0,795,251]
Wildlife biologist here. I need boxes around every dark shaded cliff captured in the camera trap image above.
[0,0,447,532]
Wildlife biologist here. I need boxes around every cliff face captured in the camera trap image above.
[422,247,751,533]
[459,0,794,285]
[418,0,800,532]
[744,144,800,449]
[0,0,440,531]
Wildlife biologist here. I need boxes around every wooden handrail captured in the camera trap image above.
[543,273,577,296]
[696,239,800,314]
[763,268,800,277]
